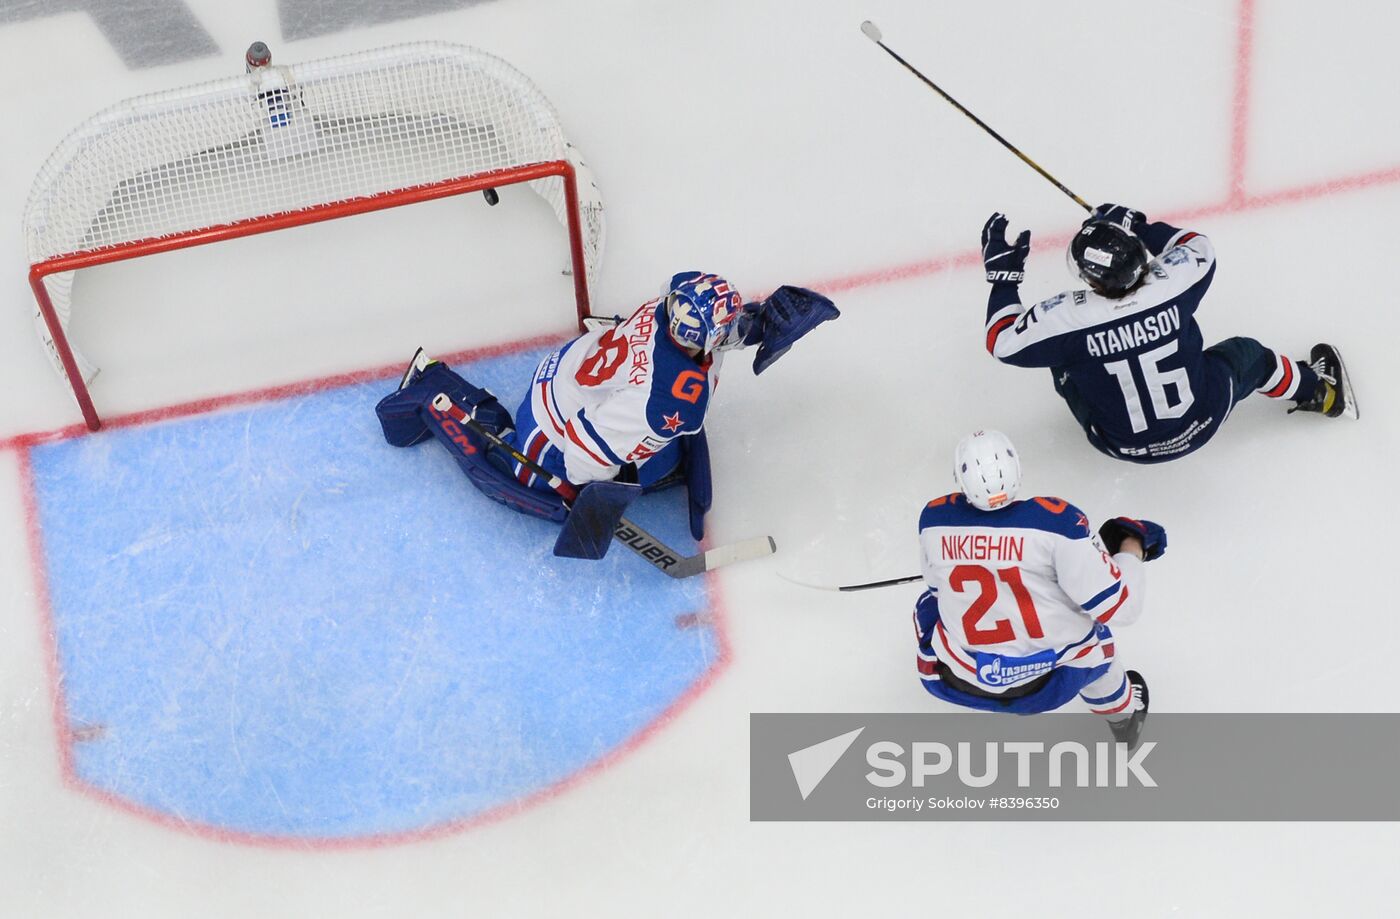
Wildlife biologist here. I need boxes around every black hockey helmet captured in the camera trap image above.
[1067,221,1149,298]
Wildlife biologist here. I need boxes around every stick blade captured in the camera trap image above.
[667,536,777,579]
[860,20,882,42]
[777,572,924,592]
[553,482,642,559]
[775,572,843,593]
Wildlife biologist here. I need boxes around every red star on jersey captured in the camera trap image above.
[661,411,684,433]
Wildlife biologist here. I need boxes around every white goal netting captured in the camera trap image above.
[24,41,605,385]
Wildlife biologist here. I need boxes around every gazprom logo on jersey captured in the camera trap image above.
[974,649,1056,687]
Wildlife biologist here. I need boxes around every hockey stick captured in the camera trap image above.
[429,393,776,578]
[780,572,923,593]
[859,21,1091,213]
[432,393,579,500]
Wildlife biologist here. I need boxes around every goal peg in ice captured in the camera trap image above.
[245,41,272,72]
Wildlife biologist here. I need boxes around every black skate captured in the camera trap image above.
[1290,343,1358,420]
[397,347,438,390]
[1107,670,1149,750]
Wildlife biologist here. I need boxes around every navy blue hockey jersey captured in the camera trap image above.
[984,222,1223,459]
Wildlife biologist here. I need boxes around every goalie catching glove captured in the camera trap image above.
[1098,516,1168,561]
[729,286,839,375]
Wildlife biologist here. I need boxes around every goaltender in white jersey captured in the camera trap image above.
[913,431,1165,745]
[525,294,724,487]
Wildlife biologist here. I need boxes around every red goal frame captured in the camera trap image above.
[29,161,592,432]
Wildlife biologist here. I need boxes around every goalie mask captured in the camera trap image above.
[664,271,743,356]
[954,430,1022,511]
[1067,221,1149,298]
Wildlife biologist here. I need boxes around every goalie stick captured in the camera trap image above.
[429,393,776,578]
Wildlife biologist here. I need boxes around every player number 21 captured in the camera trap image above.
[950,564,1044,645]
[1104,340,1195,434]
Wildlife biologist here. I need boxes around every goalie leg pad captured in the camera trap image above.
[376,391,435,447]
[377,362,514,447]
[422,398,568,523]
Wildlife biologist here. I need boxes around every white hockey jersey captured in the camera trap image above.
[528,299,722,484]
[917,492,1144,693]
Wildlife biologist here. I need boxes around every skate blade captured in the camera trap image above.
[398,347,429,390]
[582,316,620,333]
[1333,346,1359,420]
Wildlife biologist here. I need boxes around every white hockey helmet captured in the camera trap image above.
[954,430,1022,511]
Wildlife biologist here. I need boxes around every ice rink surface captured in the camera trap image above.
[1,0,1398,915]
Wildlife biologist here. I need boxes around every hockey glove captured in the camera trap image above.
[913,589,940,648]
[738,286,840,375]
[1089,203,1148,236]
[981,213,1031,285]
[1098,516,1167,561]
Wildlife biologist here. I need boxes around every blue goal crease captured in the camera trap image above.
[27,347,718,839]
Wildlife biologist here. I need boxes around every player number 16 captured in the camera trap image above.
[1103,340,1196,434]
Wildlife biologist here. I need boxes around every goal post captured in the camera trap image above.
[23,42,605,432]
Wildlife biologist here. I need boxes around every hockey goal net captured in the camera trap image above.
[24,41,604,431]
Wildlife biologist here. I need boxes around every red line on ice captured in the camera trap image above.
[17,448,76,785]
[1229,0,1257,204]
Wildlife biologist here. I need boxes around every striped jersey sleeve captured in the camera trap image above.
[1053,534,1145,626]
